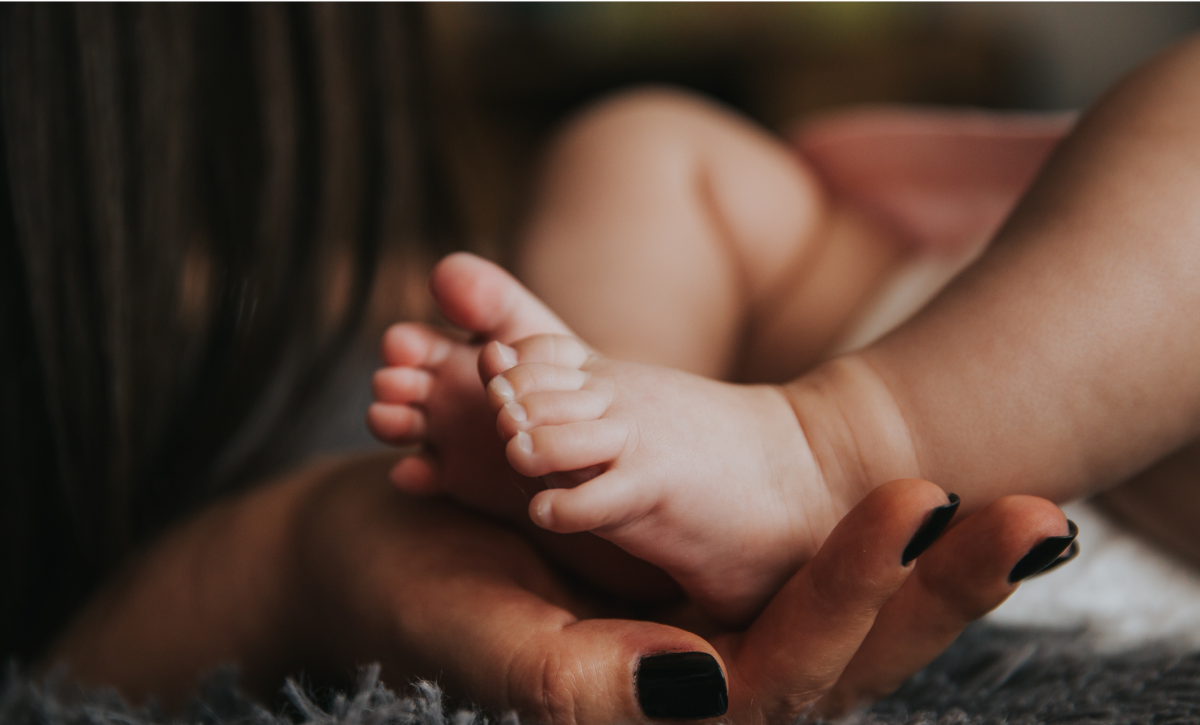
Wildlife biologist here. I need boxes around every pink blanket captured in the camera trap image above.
[791,106,1075,256]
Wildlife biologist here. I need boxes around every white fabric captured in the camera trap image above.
[988,499,1200,650]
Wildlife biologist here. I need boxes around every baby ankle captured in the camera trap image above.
[782,354,922,514]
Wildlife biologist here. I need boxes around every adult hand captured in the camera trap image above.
[291,453,1074,724]
[47,451,1075,724]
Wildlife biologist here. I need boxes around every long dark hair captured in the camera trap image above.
[0,3,452,660]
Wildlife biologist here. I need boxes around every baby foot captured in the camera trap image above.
[366,253,576,519]
[369,254,686,603]
[479,335,841,625]
[367,322,529,518]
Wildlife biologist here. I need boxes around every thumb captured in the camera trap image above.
[504,617,730,724]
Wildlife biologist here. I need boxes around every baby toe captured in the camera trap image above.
[486,362,588,408]
[505,419,627,478]
[478,340,520,380]
[496,390,610,440]
[372,366,434,404]
[381,323,452,368]
[479,334,590,380]
[367,402,428,443]
[530,470,654,534]
[389,454,441,495]
[430,252,575,343]
[511,334,592,369]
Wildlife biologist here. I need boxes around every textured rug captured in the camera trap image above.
[4,624,1199,725]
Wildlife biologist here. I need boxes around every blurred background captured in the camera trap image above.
[315,2,1200,456]
[423,2,1200,250]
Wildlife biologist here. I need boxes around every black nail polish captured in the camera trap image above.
[1029,540,1080,579]
[901,493,961,565]
[636,652,728,720]
[1008,520,1079,583]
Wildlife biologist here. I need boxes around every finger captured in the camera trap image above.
[718,478,950,725]
[817,495,1075,715]
[364,502,727,724]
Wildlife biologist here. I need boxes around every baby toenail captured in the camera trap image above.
[490,375,514,402]
[505,401,527,422]
[532,496,554,529]
[515,431,533,454]
[495,342,518,369]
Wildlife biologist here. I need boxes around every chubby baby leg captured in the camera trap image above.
[514,87,862,381]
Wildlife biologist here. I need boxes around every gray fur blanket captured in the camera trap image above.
[3,625,1199,725]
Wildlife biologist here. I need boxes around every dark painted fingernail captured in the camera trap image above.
[636,652,728,720]
[1029,540,1080,579]
[902,493,960,565]
[1008,520,1079,583]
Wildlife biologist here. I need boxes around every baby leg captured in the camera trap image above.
[805,34,1200,513]
[514,91,1062,384]
[513,87,904,382]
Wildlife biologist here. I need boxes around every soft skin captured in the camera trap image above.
[43,452,1069,724]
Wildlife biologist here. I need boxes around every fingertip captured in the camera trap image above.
[506,618,722,725]
[911,495,1072,616]
[950,494,1068,573]
[901,492,961,566]
[1008,517,1079,583]
[636,650,729,720]
[822,478,953,573]
[873,478,953,512]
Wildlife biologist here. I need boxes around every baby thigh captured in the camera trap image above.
[513,87,834,381]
